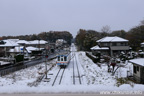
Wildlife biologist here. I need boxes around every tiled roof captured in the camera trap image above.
[97,36,128,42]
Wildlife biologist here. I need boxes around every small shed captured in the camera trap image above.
[129,58,144,84]
[90,45,109,56]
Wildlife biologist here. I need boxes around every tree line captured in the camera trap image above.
[1,31,73,45]
[75,24,144,51]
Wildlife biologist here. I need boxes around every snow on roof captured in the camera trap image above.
[29,40,48,44]
[90,45,109,50]
[26,46,39,51]
[26,46,43,53]
[16,40,30,44]
[129,58,144,66]
[9,46,44,53]
[0,40,19,47]
[0,61,10,65]
[141,42,144,45]
[97,36,128,42]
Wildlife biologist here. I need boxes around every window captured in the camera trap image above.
[61,56,63,61]
[112,43,117,46]
[117,43,121,46]
[64,56,67,61]
[104,43,108,46]
[134,66,137,74]
[58,56,60,61]
[137,66,139,72]
[121,43,124,46]
[121,42,128,46]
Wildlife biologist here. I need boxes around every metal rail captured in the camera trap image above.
[75,55,81,84]
[73,53,81,85]
[52,67,65,86]
[59,68,65,84]
[52,68,61,86]
[73,55,75,85]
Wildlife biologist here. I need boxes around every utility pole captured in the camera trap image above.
[39,39,40,51]
[45,57,47,79]
[45,54,48,79]
[45,41,49,79]
[4,47,6,57]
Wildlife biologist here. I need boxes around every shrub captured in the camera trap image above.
[86,52,100,63]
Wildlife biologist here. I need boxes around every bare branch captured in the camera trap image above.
[101,25,111,33]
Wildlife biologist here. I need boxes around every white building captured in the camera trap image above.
[129,58,144,84]
[55,39,67,47]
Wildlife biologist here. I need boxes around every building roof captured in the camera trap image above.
[0,39,48,47]
[0,40,19,47]
[29,40,48,44]
[0,61,10,65]
[9,46,44,53]
[26,46,44,53]
[90,45,109,50]
[129,58,144,66]
[96,36,128,42]
[16,40,30,44]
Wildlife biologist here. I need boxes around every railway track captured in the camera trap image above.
[52,68,65,86]
[73,53,81,85]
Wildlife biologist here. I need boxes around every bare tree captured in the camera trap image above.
[140,19,144,25]
[101,25,111,33]
[103,55,111,72]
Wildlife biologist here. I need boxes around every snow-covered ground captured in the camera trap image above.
[0,45,144,93]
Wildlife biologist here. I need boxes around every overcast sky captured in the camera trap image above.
[0,0,144,37]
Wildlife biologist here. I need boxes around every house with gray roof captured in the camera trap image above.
[91,36,130,56]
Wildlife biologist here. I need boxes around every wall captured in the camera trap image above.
[140,67,144,84]
[110,46,129,50]
[133,64,142,83]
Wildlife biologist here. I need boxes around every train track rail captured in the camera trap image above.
[73,53,81,85]
[28,65,54,87]
[52,68,65,86]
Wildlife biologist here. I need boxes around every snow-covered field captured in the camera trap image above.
[0,45,144,93]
